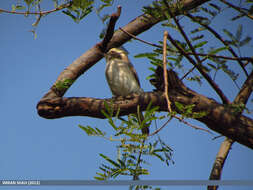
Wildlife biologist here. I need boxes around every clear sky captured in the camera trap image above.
[0,0,252,190]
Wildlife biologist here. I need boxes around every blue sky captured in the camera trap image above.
[0,0,253,190]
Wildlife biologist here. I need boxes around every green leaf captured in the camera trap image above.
[78,125,106,137]
[231,13,244,21]
[223,29,236,42]
[193,41,208,49]
[175,102,184,111]
[80,6,93,20]
[236,24,243,41]
[209,3,221,11]
[94,176,105,180]
[209,46,228,55]
[15,5,26,10]
[117,159,126,168]
[191,27,206,34]
[99,154,121,168]
[62,10,77,21]
[200,7,217,17]
[24,0,34,6]
[207,63,217,70]
[134,53,158,58]
[11,4,16,11]
[191,35,204,41]
[239,36,251,47]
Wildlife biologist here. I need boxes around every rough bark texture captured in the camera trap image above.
[37,70,253,149]
[39,0,210,101]
[208,138,234,190]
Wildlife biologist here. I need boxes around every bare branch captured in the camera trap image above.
[220,0,253,20]
[208,70,253,189]
[166,32,230,104]
[38,0,211,101]
[37,70,253,149]
[163,1,230,104]
[163,31,172,112]
[120,27,253,63]
[186,13,248,77]
[0,2,72,15]
[234,70,253,106]
[208,138,234,190]
[99,6,122,52]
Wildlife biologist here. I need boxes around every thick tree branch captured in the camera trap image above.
[38,0,210,101]
[208,138,233,190]
[234,70,253,106]
[37,70,253,149]
[208,70,253,190]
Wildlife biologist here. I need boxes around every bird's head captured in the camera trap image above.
[105,47,129,62]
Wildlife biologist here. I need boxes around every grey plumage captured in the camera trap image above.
[105,47,149,134]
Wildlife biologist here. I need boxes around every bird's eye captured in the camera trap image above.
[110,51,122,59]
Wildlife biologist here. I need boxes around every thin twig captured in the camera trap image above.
[119,27,253,62]
[208,138,234,190]
[187,13,248,77]
[164,4,230,104]
[100,6,122,52]
[167,32,230,104]
[163,31,172,113]
[174,115,213,134]
[180,66,196,81]
[133,139,145,181]
[212,135,223,140]
[119,27,161,48]
[0,2,72,15]
[220,0,253,20]
[149,117,173,136]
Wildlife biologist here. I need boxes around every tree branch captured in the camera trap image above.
[119,27,253,62]
[234,70,253,106]
[38,0,211,102]
[208,70,253,190]
[220,0,253,20]
[0,2,72,15]
[186,13,248,77]
[208,138,233,190]
[166,32,230,104]
[163,1,230,104]
[37,70,253,149]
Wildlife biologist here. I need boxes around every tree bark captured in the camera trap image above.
[37,70,253,149]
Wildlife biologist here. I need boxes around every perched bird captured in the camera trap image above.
[105,47,149,135]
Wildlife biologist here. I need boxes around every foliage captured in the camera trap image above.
[55,79,75,90]
[3,0,252,187]
[79,102,174,187]
[136,0,252,89]
[62,0,94,23]
[174,102,207,119]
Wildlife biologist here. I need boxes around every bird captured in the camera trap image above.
[105,47,149,135]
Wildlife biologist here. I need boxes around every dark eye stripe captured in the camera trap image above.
[110,51,122,59]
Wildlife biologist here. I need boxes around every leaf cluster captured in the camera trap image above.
[79,102,174,182]
[174,102,207,119]
[55,78,75,91]
[62,0,94,23]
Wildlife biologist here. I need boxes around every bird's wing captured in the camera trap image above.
[128,61,141,87]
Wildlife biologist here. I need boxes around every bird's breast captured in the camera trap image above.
[105,60,142,96]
